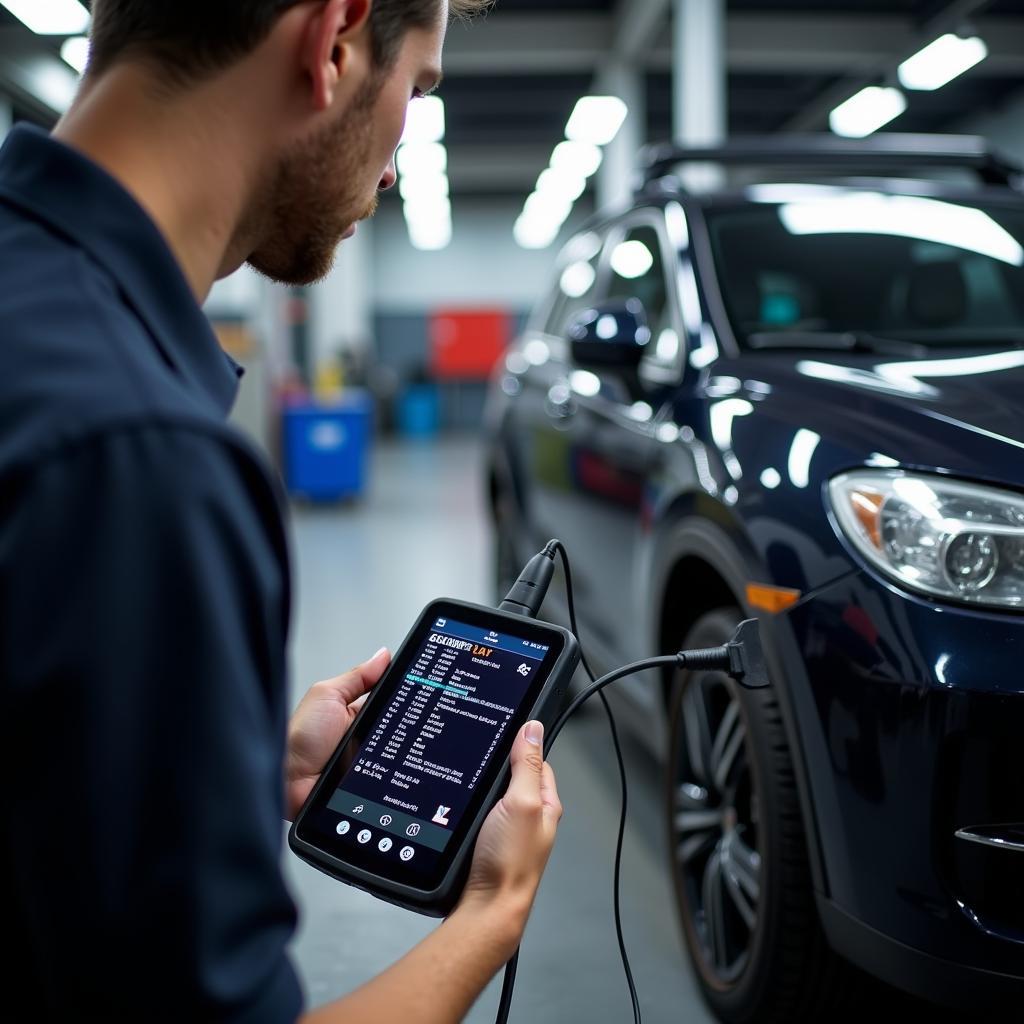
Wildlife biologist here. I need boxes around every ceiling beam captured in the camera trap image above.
[781,0,995,131]
[444,12,1024,78]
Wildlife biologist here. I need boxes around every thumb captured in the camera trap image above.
[504,721,545,802]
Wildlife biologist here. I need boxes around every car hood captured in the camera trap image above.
[717,347,1024,480]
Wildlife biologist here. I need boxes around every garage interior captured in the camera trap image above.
[4,0,1024,1020]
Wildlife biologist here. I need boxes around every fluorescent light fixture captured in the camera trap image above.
[898,33,987,91]
[565,95,629,146]
[550,140,603,179]
[2,0,89,34]
[396,142,447,178]
[61,36,90,75]
[779,193,1024,266]
[401,95,445,144]
[524,190,572,227]
[404,196,451,224]
[610,239,654,280]
[829,86,906,138]
[407,218,452,251]
[399,172,449,203]
[514,215,559,250]
[536,167,586,203]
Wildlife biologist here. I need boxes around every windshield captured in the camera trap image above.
[705,189,1024,349]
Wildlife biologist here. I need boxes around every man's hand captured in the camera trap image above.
[459,720,562,940]
[285,647,391,821]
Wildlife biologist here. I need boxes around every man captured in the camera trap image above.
[0,1,562,1021]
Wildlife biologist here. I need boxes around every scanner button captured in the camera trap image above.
[399,846,415,862]
[335,821,351,836]
[378,837,393,853]
[357,829,372,844]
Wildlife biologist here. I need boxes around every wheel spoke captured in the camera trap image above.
[729,831,762,902]
[675,809,722,832]
[702,849,728,970]
[712,701,746,793]
[682,681,714,788]
[720,835,761,933]
[677,829,717,865]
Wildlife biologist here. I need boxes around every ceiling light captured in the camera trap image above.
[550,140,603,178]
[829,86,906,138]
[898,33,987,91]
[60,36,90,75]
[565,95,629,146]
[408,218,452,251]
[396,142,447,178]
[399,172,449,203]
[2,0,89,34]
[524,191,572,227]
[536,167,586,202]
[514,215,559,250]
[404,196,452,224]
[401,95,445,144]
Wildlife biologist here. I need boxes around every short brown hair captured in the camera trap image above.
[88,0,492,84]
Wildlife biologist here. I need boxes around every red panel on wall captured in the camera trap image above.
[430,309,510,379]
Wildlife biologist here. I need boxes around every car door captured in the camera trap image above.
[522,211,687,671]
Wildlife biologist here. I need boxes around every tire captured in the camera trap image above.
[666,608,860,1022]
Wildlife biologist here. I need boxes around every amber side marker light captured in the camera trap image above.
[746,582,802,613]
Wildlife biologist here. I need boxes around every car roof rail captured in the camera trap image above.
[638,134,1023,190]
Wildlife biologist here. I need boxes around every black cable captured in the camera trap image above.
[493,540,730,1023]
[549,541,641,1024]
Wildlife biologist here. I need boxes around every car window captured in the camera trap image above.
[544,232,605,337]
[605,225,670,338]
[706,196,1024,348]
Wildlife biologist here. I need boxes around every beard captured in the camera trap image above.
[244,76,383,287]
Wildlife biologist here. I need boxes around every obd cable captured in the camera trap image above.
[493,540,767,1024]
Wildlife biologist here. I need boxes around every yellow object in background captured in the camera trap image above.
[314,357,345,401]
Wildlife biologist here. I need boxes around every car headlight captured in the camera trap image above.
[829,470,1024,608]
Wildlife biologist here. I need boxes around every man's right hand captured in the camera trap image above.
[459,721,562,938]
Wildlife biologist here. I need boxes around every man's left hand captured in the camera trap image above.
[285,646,391,821]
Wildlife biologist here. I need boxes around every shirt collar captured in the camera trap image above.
[0,124,240,415]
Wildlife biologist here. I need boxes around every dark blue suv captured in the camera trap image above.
[485,138,1024,1020]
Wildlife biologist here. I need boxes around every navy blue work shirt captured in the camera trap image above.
[0,126,303,1021]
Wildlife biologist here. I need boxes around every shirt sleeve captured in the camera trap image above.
[0,424,303,1022]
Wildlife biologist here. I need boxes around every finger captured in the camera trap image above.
[540,762,562,820]
[349,693,369,714]
[324,647,390,705]
[503,721,545,810]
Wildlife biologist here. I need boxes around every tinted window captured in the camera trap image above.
[706,193,1024,347]
[545,232,604,336]
[605,225,670,336]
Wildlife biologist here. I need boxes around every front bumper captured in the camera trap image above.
[778,570,1024,1003]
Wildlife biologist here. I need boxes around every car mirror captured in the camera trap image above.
[566,299,651,370]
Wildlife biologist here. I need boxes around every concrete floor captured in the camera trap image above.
[282,438,715,1024]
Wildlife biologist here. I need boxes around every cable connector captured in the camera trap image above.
[676,618,769,689]
[498,540,558,619]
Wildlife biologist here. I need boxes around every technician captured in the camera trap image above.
[0,1,562,1021]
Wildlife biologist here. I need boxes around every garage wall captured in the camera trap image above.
[371,197,593,313]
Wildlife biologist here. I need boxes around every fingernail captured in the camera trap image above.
[525,721,543,745]
[373,646,389,660]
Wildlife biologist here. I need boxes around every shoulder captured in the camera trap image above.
[0,214,217,474]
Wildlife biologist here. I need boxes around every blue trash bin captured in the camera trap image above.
[397,383,440,438]
[282,392,373,501]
